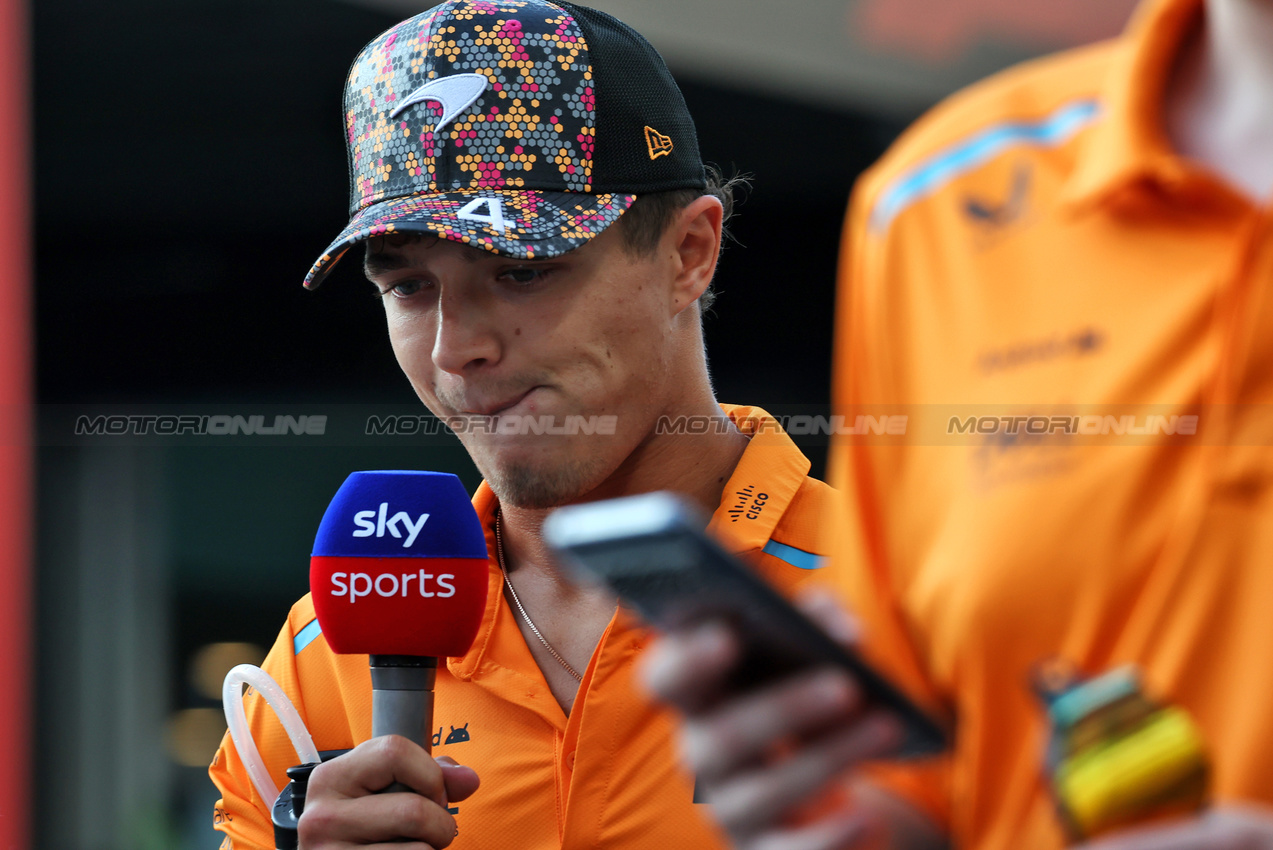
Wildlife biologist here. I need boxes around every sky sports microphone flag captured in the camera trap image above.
[310,470,489,658]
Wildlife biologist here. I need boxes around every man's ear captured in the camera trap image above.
[666,195,724,316]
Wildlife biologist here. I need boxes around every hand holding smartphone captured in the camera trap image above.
[543,491,948,757]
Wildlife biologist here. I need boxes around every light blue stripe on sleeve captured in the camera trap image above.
[871,98,1102,232]
[762,539,826,570]
[293,618,323,655]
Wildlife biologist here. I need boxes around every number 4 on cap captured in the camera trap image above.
[457,197,510,233]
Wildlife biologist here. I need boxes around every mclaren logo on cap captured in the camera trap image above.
[645,126,674,160]
[391,73,489,134]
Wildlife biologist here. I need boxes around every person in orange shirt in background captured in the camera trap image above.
[208,2,863,849]
[645,0,1273,848]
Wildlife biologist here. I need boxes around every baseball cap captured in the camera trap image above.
[304,0,707,289]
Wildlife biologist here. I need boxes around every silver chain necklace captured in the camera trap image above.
[494,511,584,682]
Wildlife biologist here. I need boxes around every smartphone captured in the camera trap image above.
[543,491,948,757]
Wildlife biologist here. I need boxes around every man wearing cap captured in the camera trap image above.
[646,0,1273,848]
[207,2,869,849]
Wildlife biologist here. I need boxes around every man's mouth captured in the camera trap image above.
[456,387,539,416]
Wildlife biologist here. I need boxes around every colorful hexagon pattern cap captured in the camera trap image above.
[304,0,707,288]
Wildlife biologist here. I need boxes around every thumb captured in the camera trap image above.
[434,756,481,804]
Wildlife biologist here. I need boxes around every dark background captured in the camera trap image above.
[35,0,902,406]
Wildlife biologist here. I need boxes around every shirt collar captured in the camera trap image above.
[1062,0,1215,212]
[466,402,811,552]
[448,403,812,678]
[707,404,811,555]
[447,481,503,681]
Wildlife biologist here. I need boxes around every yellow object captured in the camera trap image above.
[1056,707,1208,836]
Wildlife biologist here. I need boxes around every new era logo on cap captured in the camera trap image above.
[303,0,707,289]
[644,126,673,160]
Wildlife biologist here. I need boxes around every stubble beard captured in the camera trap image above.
[482,448,604,509]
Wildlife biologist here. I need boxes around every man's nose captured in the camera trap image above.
[431,286,500,374]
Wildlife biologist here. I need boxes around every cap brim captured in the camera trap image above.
[304,188,637,289]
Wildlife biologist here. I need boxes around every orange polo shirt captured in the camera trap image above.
[210,404,842,849]
[829,0,1273,847]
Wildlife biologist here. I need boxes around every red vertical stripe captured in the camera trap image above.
[0,0,30,847]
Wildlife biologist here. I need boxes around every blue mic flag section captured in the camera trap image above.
[312,471,487,559]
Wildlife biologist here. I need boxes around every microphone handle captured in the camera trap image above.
[370,655,438,793]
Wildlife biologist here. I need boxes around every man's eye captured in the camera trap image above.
[383,279,424,298]
[501,267,545,285]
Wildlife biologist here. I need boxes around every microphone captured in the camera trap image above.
[310,470,489,752]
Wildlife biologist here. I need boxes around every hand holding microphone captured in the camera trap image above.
[300,471,490,848]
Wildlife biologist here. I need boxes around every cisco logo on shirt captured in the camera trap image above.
[727,485,769,523]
